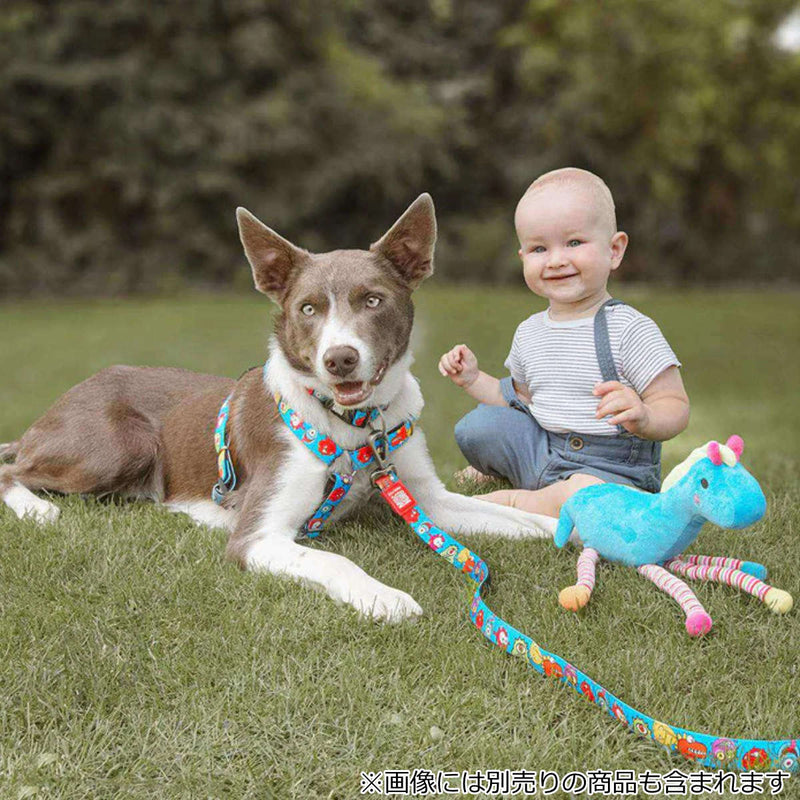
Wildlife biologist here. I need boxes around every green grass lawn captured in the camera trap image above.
[1,286,798,798]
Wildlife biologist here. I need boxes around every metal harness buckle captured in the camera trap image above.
[367,415,395,488]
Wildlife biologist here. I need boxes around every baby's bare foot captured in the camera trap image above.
[454,465,495,486]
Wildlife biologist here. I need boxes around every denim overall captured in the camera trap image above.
[454,300,662,492]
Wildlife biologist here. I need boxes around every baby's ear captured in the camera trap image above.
[610,231,628,269]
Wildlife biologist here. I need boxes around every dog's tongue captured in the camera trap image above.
[333,381,372,406]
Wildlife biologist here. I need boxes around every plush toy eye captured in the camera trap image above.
[701,478,709,489]
[366,295,382,308]
[301,303,315,316]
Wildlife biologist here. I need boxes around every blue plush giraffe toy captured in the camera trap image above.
[554,435,793,636]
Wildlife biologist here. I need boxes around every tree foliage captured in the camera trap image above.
[1,0,799,295]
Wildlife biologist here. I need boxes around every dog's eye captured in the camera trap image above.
[701,478,709,489]
[301,304,315,316]
[366,296,382,308]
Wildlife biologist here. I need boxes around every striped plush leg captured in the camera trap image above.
[678,553,767,581]
[559,547,599,612]
[637,563,712,637]
[666,557,793,615]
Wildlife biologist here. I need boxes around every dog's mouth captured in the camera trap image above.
[331,361,388,407]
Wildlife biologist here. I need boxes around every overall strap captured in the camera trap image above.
[593,298,625,383]
[593,298,626,435]
[593,299,661,466]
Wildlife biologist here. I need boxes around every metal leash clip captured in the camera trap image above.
[367,416,395,488]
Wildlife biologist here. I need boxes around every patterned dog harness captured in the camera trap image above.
[273,393,415,536]
[212,364,415,537]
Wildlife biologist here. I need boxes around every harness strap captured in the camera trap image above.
[275,391,415,473]
[212,394,236,504]
[274,390,415,537]
[303,471,354,536]
[213,389,415,508]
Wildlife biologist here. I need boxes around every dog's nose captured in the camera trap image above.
[323,346,360,378]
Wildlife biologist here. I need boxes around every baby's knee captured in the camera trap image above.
[565,472,604,490]
[454,408,492,459]
[557,473,604,507]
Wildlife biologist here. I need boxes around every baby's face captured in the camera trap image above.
[516,184,627,314]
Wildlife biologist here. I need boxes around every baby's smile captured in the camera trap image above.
[546,273,578,280]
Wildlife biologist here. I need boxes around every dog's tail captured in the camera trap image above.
[0,441,19,463]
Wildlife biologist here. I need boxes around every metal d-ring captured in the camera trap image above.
[368,409,394,486]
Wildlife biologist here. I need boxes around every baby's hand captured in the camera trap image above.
[438,344,479,388]
[593,381,650,435]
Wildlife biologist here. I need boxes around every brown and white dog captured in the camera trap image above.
[0,194,556,621]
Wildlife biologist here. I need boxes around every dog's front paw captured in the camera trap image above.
[352,584,423,623]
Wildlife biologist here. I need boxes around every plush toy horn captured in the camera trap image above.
[708,441,723,466]
[726,435,744,462]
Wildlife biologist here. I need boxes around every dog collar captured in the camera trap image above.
[304,387,389,428]
[273,390,414,469]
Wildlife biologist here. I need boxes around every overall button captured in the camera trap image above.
[569,436,584,451]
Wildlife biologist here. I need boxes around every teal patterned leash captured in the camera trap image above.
[370,466,798,774]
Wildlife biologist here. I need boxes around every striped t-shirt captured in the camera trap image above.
[504,304,680,436]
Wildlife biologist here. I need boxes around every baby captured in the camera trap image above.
[439,168,690,519]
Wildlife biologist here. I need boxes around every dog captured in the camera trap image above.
[0,194,557,621]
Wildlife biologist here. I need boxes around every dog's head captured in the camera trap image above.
[236,195,436,407]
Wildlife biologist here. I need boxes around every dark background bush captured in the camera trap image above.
[2,0,799,296]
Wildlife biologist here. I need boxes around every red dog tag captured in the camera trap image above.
[374,474,417,521]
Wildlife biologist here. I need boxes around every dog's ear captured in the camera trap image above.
[236,207,309,302]
[370,193,437,289]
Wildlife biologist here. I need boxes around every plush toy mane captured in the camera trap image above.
[660,446,707,492]
[660,440,739,492]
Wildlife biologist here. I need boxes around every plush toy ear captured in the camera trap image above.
[707,441,723,466]
[236,207,309,303]
[726,435,744,462]
[370,194,437,289]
